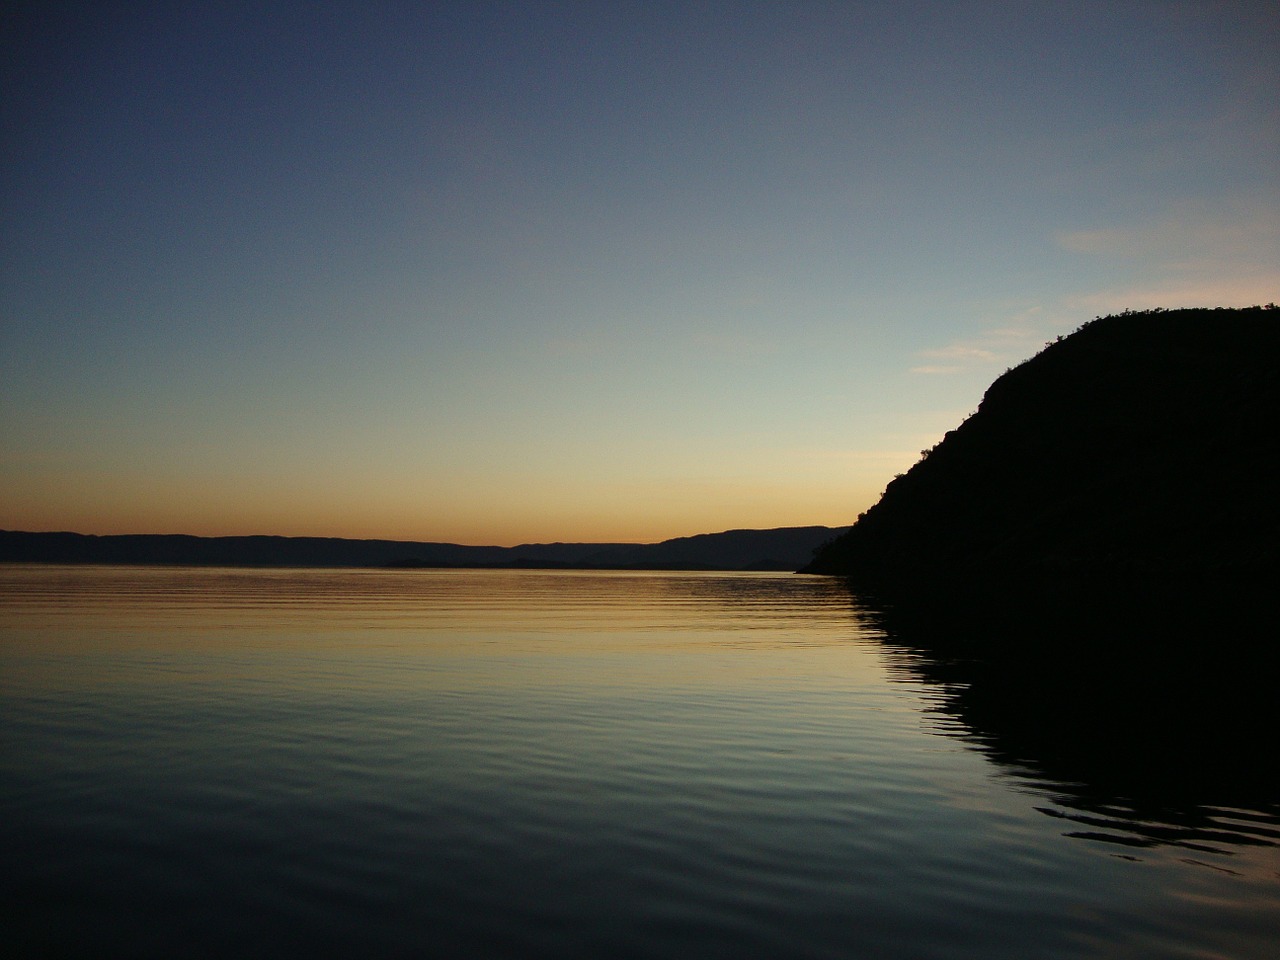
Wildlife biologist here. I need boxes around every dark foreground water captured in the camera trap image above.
[2,566,1277,959]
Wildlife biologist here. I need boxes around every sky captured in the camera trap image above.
[3,1,1277,545]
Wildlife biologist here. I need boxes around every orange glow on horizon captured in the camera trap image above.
[2,489,872,547]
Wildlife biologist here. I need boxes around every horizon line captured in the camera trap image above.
[0,522,852,550]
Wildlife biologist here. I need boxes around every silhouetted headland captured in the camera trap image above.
[804,306,1278,610]
[0,525,848,573]
[805,306,1280,854]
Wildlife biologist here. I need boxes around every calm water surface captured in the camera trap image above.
[2,566,1277,958]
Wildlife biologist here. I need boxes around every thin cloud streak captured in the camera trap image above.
[1057,207,1279,261]
[911,311,1046,375]
[1060,219,1278,312]
[910,365,961,376]
[1056,201,1280,312]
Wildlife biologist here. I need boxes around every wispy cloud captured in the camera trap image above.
[910,308,1046,375]
[1056,200,1280,311]
[1056,207,1278,261]
[917,345,998,362]
[909,364,961,375]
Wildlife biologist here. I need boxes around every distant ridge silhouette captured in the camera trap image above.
[804,306,1279,595]
[0,525,848,572]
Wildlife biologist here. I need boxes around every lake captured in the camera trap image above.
[2,565,1277,958]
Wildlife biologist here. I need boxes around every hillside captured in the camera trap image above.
[581,526,848,570]
[0,525,847,572]
[804,306,1279,591]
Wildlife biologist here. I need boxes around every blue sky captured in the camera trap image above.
[3,1,1277,543]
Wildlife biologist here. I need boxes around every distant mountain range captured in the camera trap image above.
[0,525,848,572]
[804,305,1279,593]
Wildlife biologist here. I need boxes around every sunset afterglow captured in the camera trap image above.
[3,2,1276,544]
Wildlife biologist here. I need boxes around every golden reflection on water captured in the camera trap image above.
[0,565,895,694]
[4,564,1279,959]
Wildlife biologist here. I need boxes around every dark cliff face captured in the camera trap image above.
[804,306,1279,588]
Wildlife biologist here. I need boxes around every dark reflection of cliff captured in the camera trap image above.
[850,579,1280,860]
